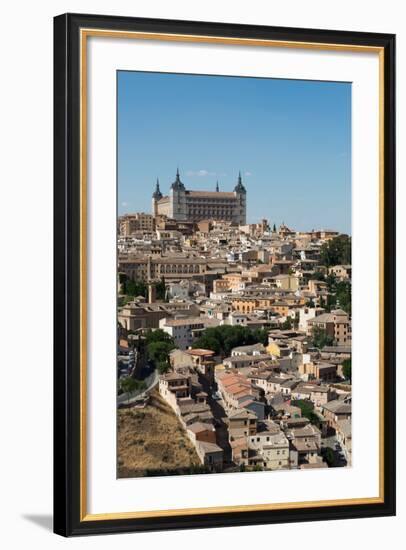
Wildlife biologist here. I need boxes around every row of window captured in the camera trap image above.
[189,211,234,216]
[158,265,202,274]
[124,264,202,278]
[187,200,237,205]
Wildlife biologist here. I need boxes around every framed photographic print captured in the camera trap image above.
[53,13,396,536]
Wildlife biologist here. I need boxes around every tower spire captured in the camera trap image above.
[152,177,162,199]
[234,170,246,194]
[171,167,185,191]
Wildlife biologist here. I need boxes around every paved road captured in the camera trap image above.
[321,434,348,467]
[198,375,234,466]
[117,368,159,407]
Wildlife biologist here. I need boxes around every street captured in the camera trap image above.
[321,434,348,467]
[197,374,234,467]
[117,366,159,407]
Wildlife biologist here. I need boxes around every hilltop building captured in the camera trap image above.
[152,169,247,224]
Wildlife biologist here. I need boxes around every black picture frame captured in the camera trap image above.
[54,12,396,537]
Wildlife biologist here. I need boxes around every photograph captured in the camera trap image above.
[0,0,399,544]
[51,10,395,536]
[116,70,353,479]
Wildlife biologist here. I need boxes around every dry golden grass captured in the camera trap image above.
[117,390,200,478]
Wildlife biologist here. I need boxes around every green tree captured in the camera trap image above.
[192,325,269,358]
[272,223,277,232]
[145,329,174,345]
[325,273,337,292]
[155,276,166,301]
[120,376,138,394]
[335,281,352,314]
[281,316,293,330]
[156,360,171,374]
[291,399,313,416]
[119,376,145,405]
[324,447,335,467]
[310,271,326,281]
[291,400,321,426]
[124,278,147,298]
[308,411,321,425]
[322,274,351,314]
[147,341,166,360]
[311,326,334,349]
[324,294,335,313]
[320,235,351,267]
[251,328,269,346]
[118,272,127,286]
[342,358,352,381]
[148,341,173,363]
[145,329,175,372]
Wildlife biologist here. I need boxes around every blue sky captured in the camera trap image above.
[118,71,351,233]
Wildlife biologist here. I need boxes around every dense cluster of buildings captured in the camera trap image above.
[155,336,351,471]
[117,172,352,472]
